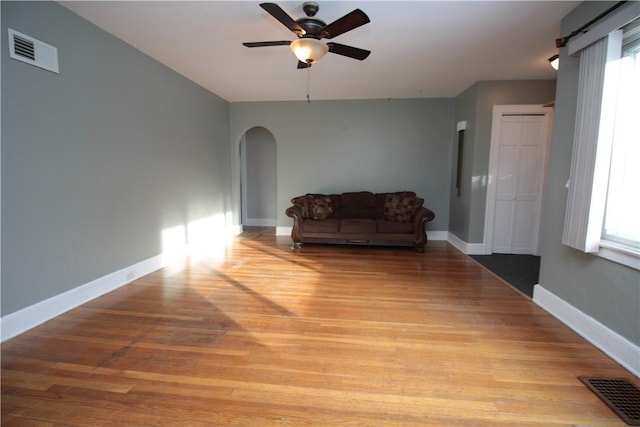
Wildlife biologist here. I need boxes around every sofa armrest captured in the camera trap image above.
[285,205,304,244]
[414,206,435,224]
[413,206,436,248]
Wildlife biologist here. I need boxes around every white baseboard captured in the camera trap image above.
[427,231,448,241]
[447,232,487,255]
[0,254,165,343]
[534,284,640,378]
[244,218,276,227]
[276,226,292,236]
[1,226,243,343]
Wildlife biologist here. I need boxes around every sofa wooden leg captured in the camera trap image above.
[292,242,303,250]
[416,246,424,253]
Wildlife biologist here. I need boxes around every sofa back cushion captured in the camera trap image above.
[340,191,378,219]
[292,191,421,222]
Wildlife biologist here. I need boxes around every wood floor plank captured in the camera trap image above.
[2,234,636,426]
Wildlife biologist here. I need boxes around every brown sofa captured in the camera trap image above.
[285,191,435,252]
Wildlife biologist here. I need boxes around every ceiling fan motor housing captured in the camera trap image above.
[297,17,325,37]
[302,1,319,17]
[297,1,325,37]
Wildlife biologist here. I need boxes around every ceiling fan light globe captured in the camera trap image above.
[290,38,328,63]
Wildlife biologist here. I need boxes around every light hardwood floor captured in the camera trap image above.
[2,231,636,426]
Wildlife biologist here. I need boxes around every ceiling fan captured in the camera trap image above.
[243,2,371,69]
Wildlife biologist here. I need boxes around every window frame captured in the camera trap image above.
[562,3,640,271]
[600,36,640,254]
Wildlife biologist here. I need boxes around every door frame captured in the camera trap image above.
[239,134,248,226]
[483,104,554,255]
[239,127,278,227]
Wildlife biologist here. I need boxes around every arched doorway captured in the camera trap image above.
[239,127,277,227]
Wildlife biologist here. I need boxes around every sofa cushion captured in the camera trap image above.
[340,218,376,234]
[375,192,416,218]
[292,194,334,219]
[291,195,310,218]
[328,194,342,217]
[377,220,414,234]
[303,218,340,233]
[308,196,332,220]
[383,194,424,222]
[340,191,377,219]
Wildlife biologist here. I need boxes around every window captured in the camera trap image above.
[602,29,640,253]
[563,11,640,270]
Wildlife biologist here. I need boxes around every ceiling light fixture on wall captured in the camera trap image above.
[548,54,559,70]
[290,38,328,64]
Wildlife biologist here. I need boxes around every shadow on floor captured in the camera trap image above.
[241,228,541,298]
[239,226,276,239]
[470,254,540,298]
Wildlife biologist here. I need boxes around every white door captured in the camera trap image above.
[485,105,553,255]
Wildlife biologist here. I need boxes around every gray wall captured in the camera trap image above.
[244,127,277,224]
[538,2,640,345]
[448,84,478,242]
[1,2,231,316]
[229,98,455,232]
[449,80,557,243]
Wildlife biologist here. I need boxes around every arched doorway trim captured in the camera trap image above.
[237,126,277,228]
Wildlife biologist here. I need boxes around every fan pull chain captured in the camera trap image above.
[306,65,311,103]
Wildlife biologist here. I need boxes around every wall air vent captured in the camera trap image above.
[8,29,59,73]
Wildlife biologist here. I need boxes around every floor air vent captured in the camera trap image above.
[579,376,640,425]
[7,29,59,73]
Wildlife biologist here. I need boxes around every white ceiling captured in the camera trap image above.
[59,1,579,102]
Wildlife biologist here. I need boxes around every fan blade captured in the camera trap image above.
[243,41,291,48]
[327,42,370,61]
[260,3,304,35]
[321,9,370,39]
[297,61,311,69]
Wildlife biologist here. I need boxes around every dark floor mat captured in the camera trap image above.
[470,254,540,297]
[579,376,640,425]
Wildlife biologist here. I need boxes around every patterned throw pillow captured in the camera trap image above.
[383,194,423,222]
[291,195,333,220]
[307,195,332,220]
[291,196,310,218]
